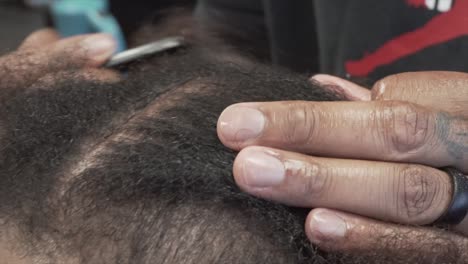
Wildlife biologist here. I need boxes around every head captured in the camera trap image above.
[0,13,429,264]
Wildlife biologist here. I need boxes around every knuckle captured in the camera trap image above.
[372,77,391,100]
[281,102,317,145]
[396,165,441,222]
[371,74,403,100]
[296,161,330,200]
[378,101,433,158]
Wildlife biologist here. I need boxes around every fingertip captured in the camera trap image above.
[217,103,265,150]
[53,33,117,68]
[233,146,285,190]
[79,34,117,66]
[217,105,236,149]
[233,147,254,188]
[306,209,349,249]
[311,74,371,101]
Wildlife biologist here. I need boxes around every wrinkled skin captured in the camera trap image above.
[219,70,468,261]
[1,27,467,264]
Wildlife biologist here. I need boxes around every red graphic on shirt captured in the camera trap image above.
[345,0,468,77]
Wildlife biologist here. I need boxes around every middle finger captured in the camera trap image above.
[233,146,452,225]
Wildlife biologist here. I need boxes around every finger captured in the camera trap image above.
[49,33,117,68]
[234,146,452,225]
[0,34,117,89]
[311,74,371,101]
[372,72,468,117]
[218,101,467,171]
[305,209,468,264]
[18,28,60,50]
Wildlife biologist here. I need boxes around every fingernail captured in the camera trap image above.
[218,106,265,143]
[311,74,371,101]
[241,149,285,188]
[311,74,341,86]
[311,74,348,98]
[80,34,116,61]
[310,211,347,241]
[373,80,387,100]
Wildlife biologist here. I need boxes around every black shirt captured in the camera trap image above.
[195,0,468,81]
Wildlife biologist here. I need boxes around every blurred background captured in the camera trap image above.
[0,0,44,55]
[0,0,194,55]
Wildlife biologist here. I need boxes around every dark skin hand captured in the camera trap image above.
[0,29,119,264]
[218,72,468,259]
[0,28,119,90]
[6,29,467,262]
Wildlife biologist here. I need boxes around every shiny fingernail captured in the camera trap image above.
[310,211,347,240]
[241,149,285,188]
[311,74,341,86]
[80,34,117,61]
[312,74,371,101]
[218,106,265,143]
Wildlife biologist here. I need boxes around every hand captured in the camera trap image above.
[217,72,468,262]
[0,28,119,91]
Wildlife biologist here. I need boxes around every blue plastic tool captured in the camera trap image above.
[50,0,126,52]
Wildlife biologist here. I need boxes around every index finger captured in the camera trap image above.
[218,101,467,171]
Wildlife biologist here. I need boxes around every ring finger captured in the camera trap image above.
[234,146,453,225]
[305,209,468,263]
